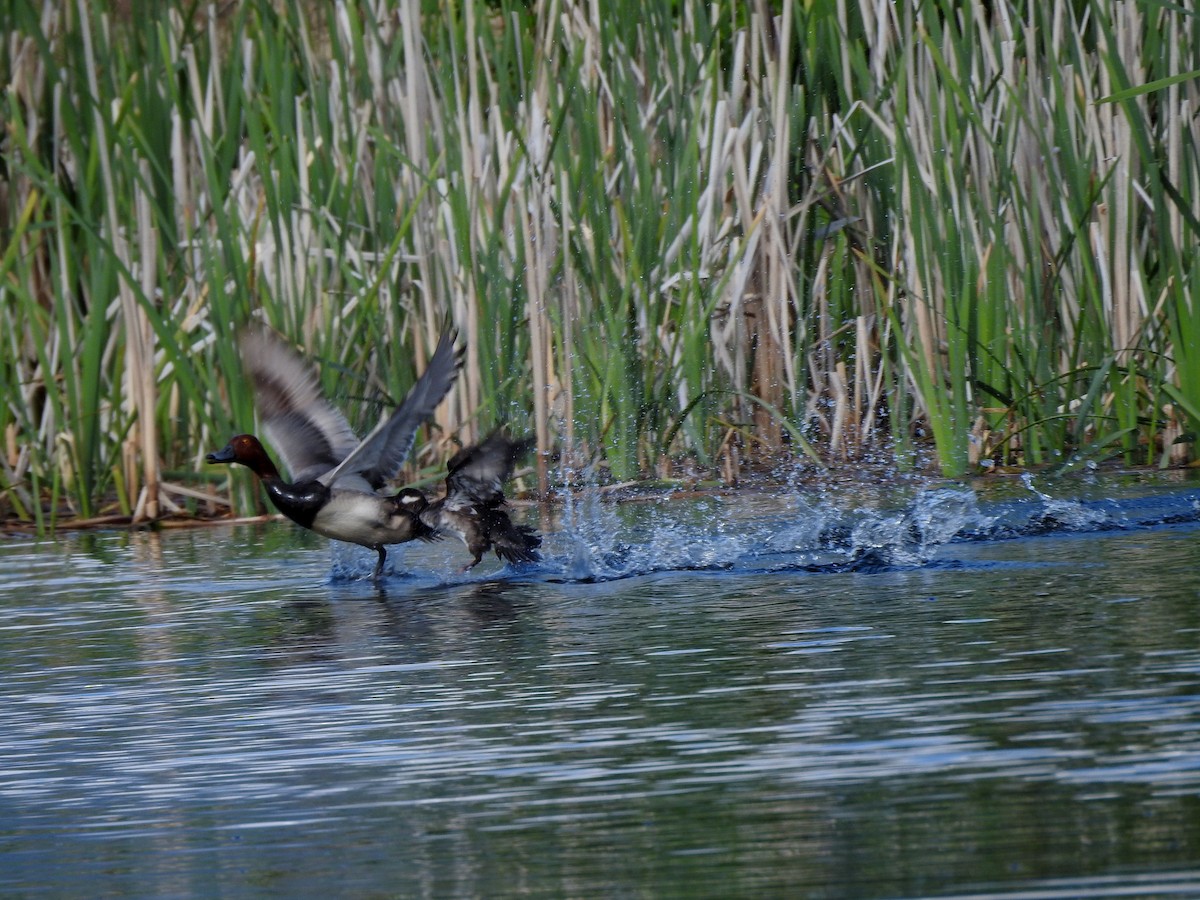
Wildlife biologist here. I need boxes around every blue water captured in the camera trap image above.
[2,472,1200,897]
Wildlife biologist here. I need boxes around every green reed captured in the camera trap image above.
[1,0,1198,526]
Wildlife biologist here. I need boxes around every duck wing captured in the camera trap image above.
[319,330,463,490]
[240,327,360,483]
[443,430,535,511]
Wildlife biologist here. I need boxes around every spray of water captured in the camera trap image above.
[540,485,991,582]
[326,472,1200,583]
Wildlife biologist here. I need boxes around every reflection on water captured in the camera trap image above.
[2,475,1200,898]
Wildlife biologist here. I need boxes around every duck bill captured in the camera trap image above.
[206,444,236,464]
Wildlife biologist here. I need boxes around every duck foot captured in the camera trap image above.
[373,546,387,580]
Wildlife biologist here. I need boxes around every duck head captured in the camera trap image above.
[395,487,428,512]
[207,434,282,479]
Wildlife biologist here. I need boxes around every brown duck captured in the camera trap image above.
[397,430,541,570]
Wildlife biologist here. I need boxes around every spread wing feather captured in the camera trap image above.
[319,330,463,489]
[239,327,360,484]
[443,430,535,511]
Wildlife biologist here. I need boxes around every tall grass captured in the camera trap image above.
[1,0,1198,526]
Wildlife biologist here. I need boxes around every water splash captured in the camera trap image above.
[553,492,755,581]
[1018,472,1111,533]
[846,488,990,570]
[545,486,989,582]
[540,475,1200,583]
[325,476,1200,585]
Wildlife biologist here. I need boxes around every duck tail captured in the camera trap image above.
[416,521,445,543]
[485,511,542,565]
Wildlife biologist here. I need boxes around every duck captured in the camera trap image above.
[397,430,542,570]
[207,326,462,579]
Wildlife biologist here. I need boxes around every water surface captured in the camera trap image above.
[2,473,1200,897]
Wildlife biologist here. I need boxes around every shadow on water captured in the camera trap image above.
[2,471,1200,898]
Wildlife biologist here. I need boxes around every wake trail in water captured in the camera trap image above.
[330,478,1200,585]
[534,479,1200,584]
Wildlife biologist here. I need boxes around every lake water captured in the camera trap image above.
[2,472,1200,898]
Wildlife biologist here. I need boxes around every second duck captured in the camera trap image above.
[397,430,542,571]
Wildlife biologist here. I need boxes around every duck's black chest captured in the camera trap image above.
[263,479,329,530]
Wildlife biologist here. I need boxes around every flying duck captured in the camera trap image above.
[207,326,461,579]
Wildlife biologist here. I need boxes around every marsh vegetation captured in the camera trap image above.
[2,0,1199,528]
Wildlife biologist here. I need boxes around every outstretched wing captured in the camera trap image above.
[320,330,463,489]
[240,327,360,483]
[443,430,535,511]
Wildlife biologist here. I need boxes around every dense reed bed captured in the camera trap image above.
[2,0,1198,527]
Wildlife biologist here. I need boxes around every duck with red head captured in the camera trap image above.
[207,328,461,580]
